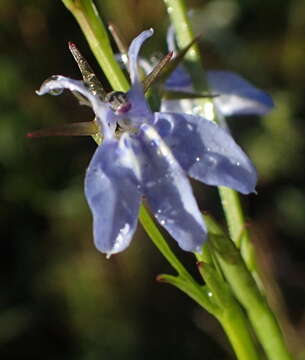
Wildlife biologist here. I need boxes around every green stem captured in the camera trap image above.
[205,216,292,360]
[160,268,262,360]
[220,303,262,360]
[197,262,261,360]
[139,205,191,279]
[61,0,129,92]
[218,186,260,287]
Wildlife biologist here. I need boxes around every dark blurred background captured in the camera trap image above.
[0,0,304,359]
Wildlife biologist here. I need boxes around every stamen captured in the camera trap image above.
[105,91,131,114]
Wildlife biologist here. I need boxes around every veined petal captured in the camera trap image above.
[37,75,114,139]
[162,69,274,118]
[128,29,154,83]
[84,134,142,256]
[135,124,207,252]
[207,71,274,116]
[154,112,257,194]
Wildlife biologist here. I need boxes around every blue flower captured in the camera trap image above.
[161,27,274,118]
[37,29,257,257]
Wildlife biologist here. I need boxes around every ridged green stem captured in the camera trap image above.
[197,262,261,360]
[61,0,129,91]
[205,215,292,360]
[220,302,262,360]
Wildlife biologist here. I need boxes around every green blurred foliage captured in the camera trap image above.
[0,0,304,359]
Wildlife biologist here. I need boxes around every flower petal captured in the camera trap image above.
[161,66,199,115]
[134,124,207,252]
[207,71,274,116]
[162,68,274,117]
[164,66,193,91]
[154,112,257,194]
[37,75,115,139]
[84,134,142,256]
[128,29,154,83]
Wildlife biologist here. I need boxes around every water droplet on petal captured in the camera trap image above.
[187,123,193,131]
[192,105,203,115]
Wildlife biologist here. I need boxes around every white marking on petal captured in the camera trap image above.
[119,134,142,181]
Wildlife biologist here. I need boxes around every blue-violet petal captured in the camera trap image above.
[84,135,142,256]
[206,71,274,116]
[154,112,257,194]
[128,29,154,84]
[135,124,207,252]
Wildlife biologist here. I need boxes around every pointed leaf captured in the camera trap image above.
[143,51,173,93]
[68,42,107,99]
[27,121,99,138]
[162,90,217,100]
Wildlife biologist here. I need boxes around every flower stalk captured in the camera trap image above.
[59,0,291,359]
[203,215,292,360]
[61,0,129,91]
[197,262,262,360]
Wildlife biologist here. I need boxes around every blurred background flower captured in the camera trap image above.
[0,0,304,359]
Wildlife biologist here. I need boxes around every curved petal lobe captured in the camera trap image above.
[135,124,207,252]
[154,112,257,194]
[207,71,274,116]
[37,75,114,139]
[128,29,154,83]
[84,135,142,256]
